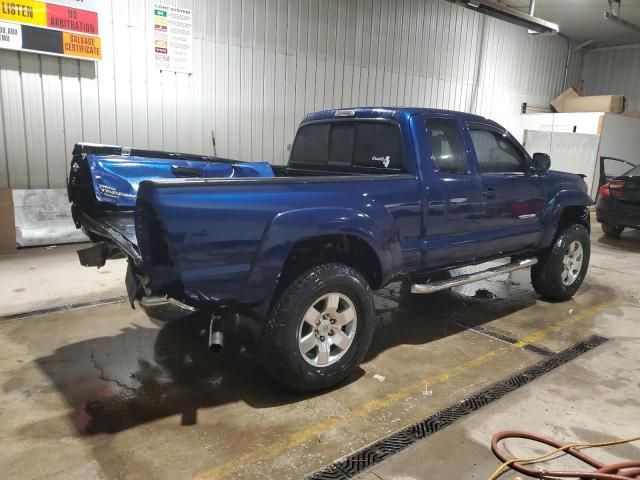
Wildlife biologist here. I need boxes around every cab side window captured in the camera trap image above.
[425,118,469,174]
[468,127,526,174]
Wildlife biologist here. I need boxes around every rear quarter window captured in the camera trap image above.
[353,123,404,170]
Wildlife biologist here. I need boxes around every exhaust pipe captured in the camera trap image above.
[208,314,224,353]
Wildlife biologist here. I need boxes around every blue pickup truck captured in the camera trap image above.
[69,107,592,391]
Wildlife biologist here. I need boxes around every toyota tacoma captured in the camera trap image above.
[68,107,592,391]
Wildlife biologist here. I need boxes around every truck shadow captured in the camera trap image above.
[367,273,536,360]
[35,316,314,435]
[597,229,640,253]
[33,270,554,436]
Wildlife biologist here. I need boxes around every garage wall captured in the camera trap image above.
[582,45,640,113]
[0,0,569,189]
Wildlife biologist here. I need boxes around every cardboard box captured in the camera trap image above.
[552,87,626,114]
[551,87,582,112]
[0,188,17,254]
[565,95,625,113]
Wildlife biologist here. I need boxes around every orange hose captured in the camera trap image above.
[490,431,640,479]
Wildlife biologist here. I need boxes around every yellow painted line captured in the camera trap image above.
[514,298,618,348]
[194,297,619,480]
[195,348,506,480]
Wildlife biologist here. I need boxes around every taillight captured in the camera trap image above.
[609,180,625,197]
[599,180,625,198]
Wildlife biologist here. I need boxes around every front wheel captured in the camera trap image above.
[601,223,624,238]
[260,263,375,392]
[531,224,590,301]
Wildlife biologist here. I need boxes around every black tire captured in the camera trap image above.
[531,224,590,301]
[601,223,624,238]
[260,263,375,392]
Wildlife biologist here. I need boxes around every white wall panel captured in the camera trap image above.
[582,45,640,113]
[40,56,67,187]
[1,51,28,188]
[19,54,48,188]
[0,0,570,187]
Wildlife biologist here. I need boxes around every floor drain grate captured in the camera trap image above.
[333,432,417,477]
[306,335,608,480]
[0,296,129,323]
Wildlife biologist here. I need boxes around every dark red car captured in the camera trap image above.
[596,158,640,237]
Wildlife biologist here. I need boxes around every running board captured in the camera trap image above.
[411,258,538,294]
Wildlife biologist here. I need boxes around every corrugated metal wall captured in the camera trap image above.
[0,0,569,189]
[582,45,640,113]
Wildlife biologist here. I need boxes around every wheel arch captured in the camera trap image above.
[274,233,383,300]
[240,207,395,319]
[540,192,591,249]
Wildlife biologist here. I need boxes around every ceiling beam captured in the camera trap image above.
[447,0,559,34]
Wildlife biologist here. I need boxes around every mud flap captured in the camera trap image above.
[125,262,140,308]
[77,242,109,268]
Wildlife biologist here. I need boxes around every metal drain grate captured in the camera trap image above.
[0,296,129,323]
[333,432,417,477]
[307,335,608,480]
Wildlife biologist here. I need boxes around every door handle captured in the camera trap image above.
[171,165,204,177]
[482,187,496,199]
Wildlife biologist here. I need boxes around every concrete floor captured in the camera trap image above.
[0,224,639,480]
[0,243,127,317]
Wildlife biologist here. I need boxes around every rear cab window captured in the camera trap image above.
[289,120,405,173]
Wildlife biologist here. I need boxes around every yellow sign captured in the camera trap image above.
[62,31,100,59]
[0,0,46,26]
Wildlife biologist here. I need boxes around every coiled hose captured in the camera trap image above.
[489,431,640,479]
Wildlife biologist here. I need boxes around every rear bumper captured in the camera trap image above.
[137,296,197,322]
[596,206,640,229]
[125,262,196,322]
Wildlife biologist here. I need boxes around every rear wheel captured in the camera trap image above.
[260,263,375,392]
[601,223,624,238]
[531,224,590,301]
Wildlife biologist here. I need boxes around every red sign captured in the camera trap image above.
[46,3,98,35]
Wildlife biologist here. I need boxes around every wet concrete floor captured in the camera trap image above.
[0,224,638,479]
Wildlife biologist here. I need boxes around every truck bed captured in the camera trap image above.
[69,143,371,264]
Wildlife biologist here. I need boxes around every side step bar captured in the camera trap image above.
[411,258,538,294]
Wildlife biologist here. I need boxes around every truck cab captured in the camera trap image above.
[288,108,582,274]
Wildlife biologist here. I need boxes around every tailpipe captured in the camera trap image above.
[208,314,224,353]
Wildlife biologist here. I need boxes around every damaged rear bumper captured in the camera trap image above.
[137,296,197,322]
[125,261,197,322]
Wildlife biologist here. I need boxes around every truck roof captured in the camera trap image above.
[303,107,492,125]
